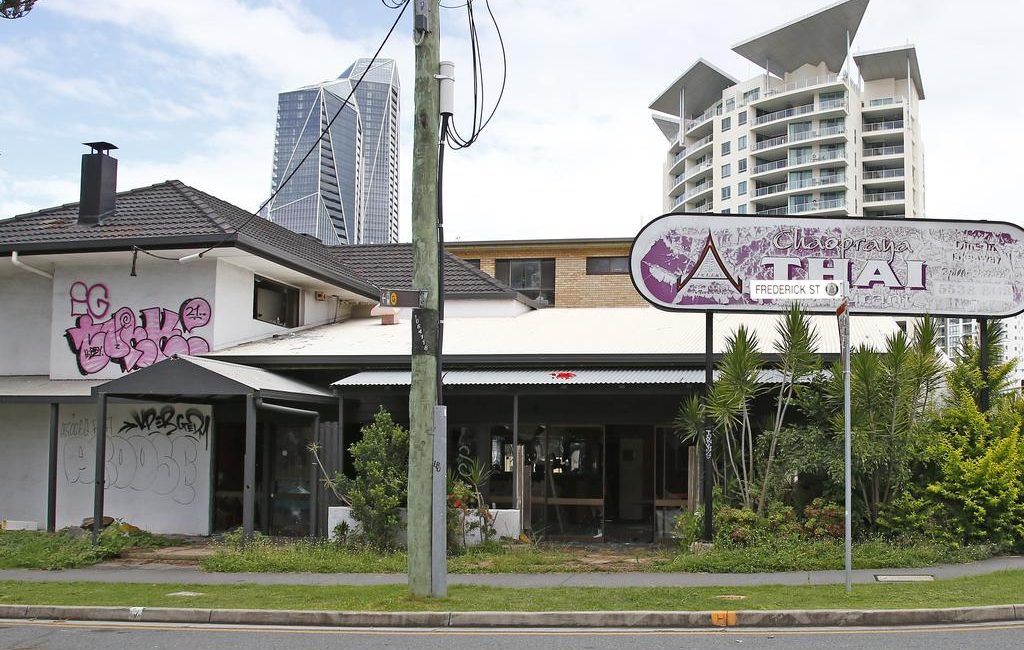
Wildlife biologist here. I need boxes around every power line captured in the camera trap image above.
[134,0,410,262]
[444,0,506,150]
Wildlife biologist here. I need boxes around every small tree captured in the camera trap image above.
[335,408,409,551]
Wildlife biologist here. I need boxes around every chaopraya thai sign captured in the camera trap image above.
[629,213,1024,316]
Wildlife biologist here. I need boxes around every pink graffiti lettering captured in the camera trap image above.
[64,289,213,376]
[69,282,110,319]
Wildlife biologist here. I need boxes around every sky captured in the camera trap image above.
[2,0,1023,242]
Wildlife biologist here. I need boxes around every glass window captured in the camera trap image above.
[721,163,731,178]
[738,159,747,173]
[743,88,760,103]
[725,98,735,112]
[721,208,731,214]
[738,135,747,150]
[494,258,556,306]
[738,180,747,195]
[254,276,300,328]
[586,256,630,275]
[463,258,481,269]
[721,186,731,200]
[721,141,731,156]
[721,116,731,131]
[737,111,748,125]
[737,204,748,214]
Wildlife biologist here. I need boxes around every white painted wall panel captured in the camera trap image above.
[0,268,53,376]
[55,402,212,535]
[0,404,49,524]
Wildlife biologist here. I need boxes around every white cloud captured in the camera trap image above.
[10,0,1024,238]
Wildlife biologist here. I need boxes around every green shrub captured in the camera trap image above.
[921,393,1024,551]
[335,408,409,551]
[802,498,844,540]
[672,510,700,549]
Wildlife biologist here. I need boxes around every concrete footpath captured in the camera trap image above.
[0,554,1022,587]
[0,556,1022,629]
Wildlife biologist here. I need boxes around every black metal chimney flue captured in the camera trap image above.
[79,142,118,225]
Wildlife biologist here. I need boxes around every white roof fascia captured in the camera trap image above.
[731,0,870,77]
[854,45,925,100]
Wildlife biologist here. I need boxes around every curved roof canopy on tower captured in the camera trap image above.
[854,45,925,99]
[649,58,737,119]
[731,0,869,77]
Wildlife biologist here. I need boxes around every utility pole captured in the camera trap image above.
[409,0,443,598]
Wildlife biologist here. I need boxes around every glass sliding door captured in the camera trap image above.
[528,426,604,539]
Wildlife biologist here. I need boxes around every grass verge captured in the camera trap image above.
[0,529,172,570]
[665,537,997,573]
[0,570,1022,612]
[201,537,995,574]
[201,540,673,573]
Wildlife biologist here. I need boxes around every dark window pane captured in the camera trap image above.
[586,256,629,275]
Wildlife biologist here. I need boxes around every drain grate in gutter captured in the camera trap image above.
[874,574,935,582]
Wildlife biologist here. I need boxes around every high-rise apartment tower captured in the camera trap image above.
[650,0,923,221]
[264,58,400,245]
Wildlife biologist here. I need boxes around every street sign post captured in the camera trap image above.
[836,299,852,593]
[380,289,428,308]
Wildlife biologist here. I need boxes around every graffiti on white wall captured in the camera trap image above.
[61,404,211,507]
[64,282,212,376]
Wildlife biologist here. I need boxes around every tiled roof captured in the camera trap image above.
[0,180,378,299]
[330,243,531,300]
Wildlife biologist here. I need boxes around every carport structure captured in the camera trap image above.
[88,355,335,542]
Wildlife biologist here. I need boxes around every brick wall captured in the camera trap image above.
[449,243,648,308]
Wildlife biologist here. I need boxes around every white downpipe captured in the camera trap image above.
[10,251,53,280]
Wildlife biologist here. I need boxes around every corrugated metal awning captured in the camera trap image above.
[334,369,788,387]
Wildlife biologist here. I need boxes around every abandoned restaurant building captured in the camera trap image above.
[0,146,895,543]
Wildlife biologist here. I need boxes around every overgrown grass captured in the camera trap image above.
[202,538,678,574]
[0,528,172,570]
[202,536,406,573]
[665,536,998,573]
[201,536,996,574]
[1,570,1022,612]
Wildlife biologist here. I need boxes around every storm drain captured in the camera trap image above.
[874,574,935,582]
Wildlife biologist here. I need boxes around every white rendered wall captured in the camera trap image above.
[213,259,343,348]
[50,261,217,380]
[394,298,530,321]
[55,402,212,535]
[0,403,49,524]
[0,266,53,376]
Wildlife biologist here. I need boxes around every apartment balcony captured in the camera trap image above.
[680,182,714,204]
[863,119,904,133]
[863,145,905,160]
[685,106,718,137]
[692,203,714,213]
[668,160,713,197]
[863,190,906,206]
[756,197,848,217]
[751,125,846,153]
[669,134,713,174]
[862,168,905,189]
[749,150,848,185]
[764,73,841,99]
[753,175,846,199]
[751,98,848,131]
[862,97,906,116]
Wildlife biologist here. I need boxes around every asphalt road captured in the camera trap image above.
[1,620,1023,650]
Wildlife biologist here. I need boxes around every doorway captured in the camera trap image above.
[604,426,655,542]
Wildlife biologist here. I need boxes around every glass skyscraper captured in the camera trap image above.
[340,58,400,244]
[264,58,399,245]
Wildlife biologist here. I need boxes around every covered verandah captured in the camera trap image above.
[86,355,337,542]
[334,369,704,543]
